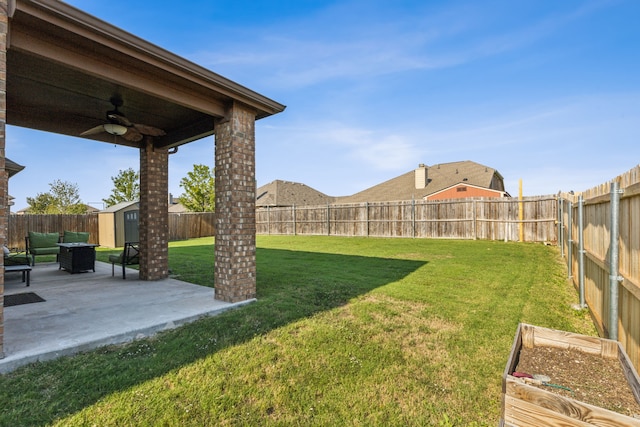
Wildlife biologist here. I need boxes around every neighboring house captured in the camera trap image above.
[335,161,509,204]
[168,193,188,213]
[256,180,335,207]
[169,203,188,213]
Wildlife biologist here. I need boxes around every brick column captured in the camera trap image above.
[0,0,8,359]
[139,137,169,280]
[215,102,257,302]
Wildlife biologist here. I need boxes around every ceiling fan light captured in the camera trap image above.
[103,123,128,136]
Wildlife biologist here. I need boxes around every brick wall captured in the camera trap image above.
[139,138,169,280]
[426,184,505,200]
[0,0,8,359]
[215,102,257,302]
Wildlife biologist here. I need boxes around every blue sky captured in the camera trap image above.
[7,0,640,211]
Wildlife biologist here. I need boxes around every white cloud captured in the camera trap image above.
[188,0,613,90]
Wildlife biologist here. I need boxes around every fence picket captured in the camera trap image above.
[257,196,557,242]
[560,164,640,374]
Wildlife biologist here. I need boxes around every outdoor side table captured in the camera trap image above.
[4,264,32,286]
[57,243,100,274]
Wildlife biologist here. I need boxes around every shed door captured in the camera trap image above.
[124,210,139,243]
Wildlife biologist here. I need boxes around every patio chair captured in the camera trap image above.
[3,245,32,286]
[62,230,90,244]
[3,245,30,266]
[25,231,61,266]
[109,242,140,279]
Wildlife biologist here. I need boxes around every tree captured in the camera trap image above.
[25,192,57,214]
[26,179,86,213]
[103,168,140,207]
[179,164,215,212]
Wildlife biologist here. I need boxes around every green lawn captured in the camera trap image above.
[0,236,594,426]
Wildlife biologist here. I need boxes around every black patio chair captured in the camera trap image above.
[109,242,140,279]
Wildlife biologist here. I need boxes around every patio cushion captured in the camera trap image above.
[4,245,30,266]
[63,231,90,243]
[108,245,139,264]
[109,242,140,279]
[27,232,60,254]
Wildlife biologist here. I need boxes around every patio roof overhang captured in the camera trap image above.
[6,0,285,149]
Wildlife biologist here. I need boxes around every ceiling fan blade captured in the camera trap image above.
[133,123,166,137]
[80,125,106,137]
[107,113,134,127]
[122,128,144,142]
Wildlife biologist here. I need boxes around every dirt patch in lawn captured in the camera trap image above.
[516,346,640,417]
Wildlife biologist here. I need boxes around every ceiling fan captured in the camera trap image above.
[80,96,166,142]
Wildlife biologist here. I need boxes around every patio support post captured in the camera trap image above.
[0,0,7,359]
[214,101,257,303]
[139,136,169,280]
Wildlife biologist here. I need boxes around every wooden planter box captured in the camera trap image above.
[501,323,640,426]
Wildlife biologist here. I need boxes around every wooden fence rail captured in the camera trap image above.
[257,196,557,242]
[559,164,640,373]
[7,212,215,250]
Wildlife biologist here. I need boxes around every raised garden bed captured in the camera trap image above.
[501,323,640,426]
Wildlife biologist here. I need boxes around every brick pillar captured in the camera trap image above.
[0,0,8,359]
[139,137,169,280]
[215,102,257,302]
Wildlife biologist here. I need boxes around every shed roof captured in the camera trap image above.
[100,200,139,213]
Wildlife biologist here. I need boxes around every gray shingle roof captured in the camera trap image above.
[256,180,335,207]
[335,161,504,203]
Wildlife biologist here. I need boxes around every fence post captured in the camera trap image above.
[577,195,586,308]
[326,204,330,236]
[518,179,524,242]
[365,202,369,237]
[411,199,415,238]
[473,199,477,240]
[567,200,573,279]
[609,181,623,340]
[292,205,296,236]
[557,197,563,255]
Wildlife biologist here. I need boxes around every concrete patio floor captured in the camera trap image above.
[1,261,252,374]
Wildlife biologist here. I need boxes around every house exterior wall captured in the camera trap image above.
[426,184,504,200]
[0,0,8,359]
[215,102,257,303]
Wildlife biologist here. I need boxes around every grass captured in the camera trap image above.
[0,236,595,426]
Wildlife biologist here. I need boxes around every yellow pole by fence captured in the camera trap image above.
[519,179,524,242]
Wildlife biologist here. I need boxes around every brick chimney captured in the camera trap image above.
[415,164,427,189]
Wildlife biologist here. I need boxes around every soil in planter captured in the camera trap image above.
[515,346,640,418]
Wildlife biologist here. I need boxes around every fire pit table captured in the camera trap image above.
[57,243,100,274]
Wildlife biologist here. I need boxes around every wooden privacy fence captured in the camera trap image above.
[7,212,215,250]
[559,164,640,373]
[168,212,215,241]
[257,196,557,242]
[8,214,100,248]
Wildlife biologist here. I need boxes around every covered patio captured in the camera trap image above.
[1,0,285,359]
[1,261,251,374]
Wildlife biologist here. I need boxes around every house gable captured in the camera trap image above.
[425,182,506,200]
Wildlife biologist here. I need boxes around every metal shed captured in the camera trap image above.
[98,201,139,248]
